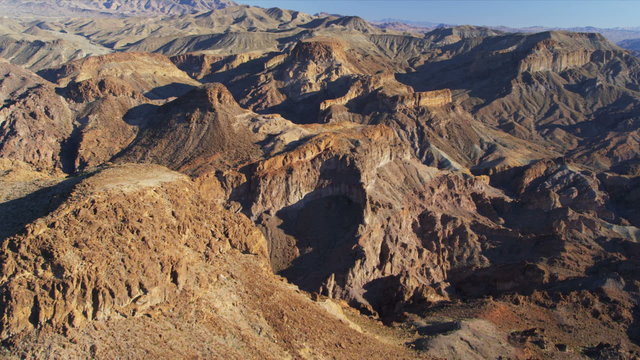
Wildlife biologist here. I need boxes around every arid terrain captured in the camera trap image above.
[1,0,640,359]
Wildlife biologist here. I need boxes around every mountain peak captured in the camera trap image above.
[0,0,238,17]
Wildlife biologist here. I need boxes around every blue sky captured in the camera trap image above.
[240,1,640,28]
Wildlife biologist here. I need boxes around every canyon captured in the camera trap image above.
[1,1,640,359]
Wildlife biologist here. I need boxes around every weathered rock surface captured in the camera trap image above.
[0,164,263,337]
[0,31,111,72]
[0,66,74,173]
[0,163,423,359]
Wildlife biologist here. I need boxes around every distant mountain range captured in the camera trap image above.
[619,38,640,56]
[373,18,640,53]
[0,0,237,17]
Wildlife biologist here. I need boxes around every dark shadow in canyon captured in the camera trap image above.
[275,194,364,294]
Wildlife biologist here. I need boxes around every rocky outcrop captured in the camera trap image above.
[0,59,50,105]
[64,76,144,103]
[414,89,452,107]
[73,96,144,171]
[319,82,366,111]
[229,124,507,315]
[0,84,73,173]
[0,163,426,359]
[518,33,618,73]
[0,164,266,337]
[520,41,593,73]
[391,89,453,109]
[170,52,266,80]
[319,72,404,112]
[0,34,111,71]
[2,13,640,359]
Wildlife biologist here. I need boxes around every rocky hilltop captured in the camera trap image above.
[1,1,640,359]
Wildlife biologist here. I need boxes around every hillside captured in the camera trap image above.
[0,0,237,17]
[1,1,640,359]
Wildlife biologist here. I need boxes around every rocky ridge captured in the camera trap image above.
[0,0,237,17]
[0,163,422,359]
[1,2,640,359]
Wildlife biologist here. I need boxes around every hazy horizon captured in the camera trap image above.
[240,0,640,29]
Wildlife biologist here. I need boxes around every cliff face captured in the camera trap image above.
[518,32,618,73]
[228,124,503,315]
[1,53,209,175]
[411,89,453,108]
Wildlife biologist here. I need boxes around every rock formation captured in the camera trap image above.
[0,164,420,359]
[0,62,74,173]
[1,1,640,359]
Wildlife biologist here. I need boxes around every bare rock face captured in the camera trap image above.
[64,76,144,103]
[221,38,399,122]
[518,32,615,73]
[73,96,144,171]
[218,118,640,324]
[170,53,236,80]
[0,58,49,105]
[226,124,501,315]
[1,53,208,175]
[0,82,73,173]
[0,163,267,338]
[2,11,640,359]
[0,33,112,72]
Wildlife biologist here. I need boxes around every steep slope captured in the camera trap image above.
[205,28,640,175]
[0,58,45,105]
[391,31,640,175]
[2,6,640,359]
[619,38,640,56]
[0,61,74,173]
[0,163,422,359]
[1,52,205,175]
[118,83,263,173]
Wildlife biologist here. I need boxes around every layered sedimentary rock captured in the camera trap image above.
[516,32,619,73]
[0,33,112,72]
[409,89,453,108]
[228,124,490,315]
